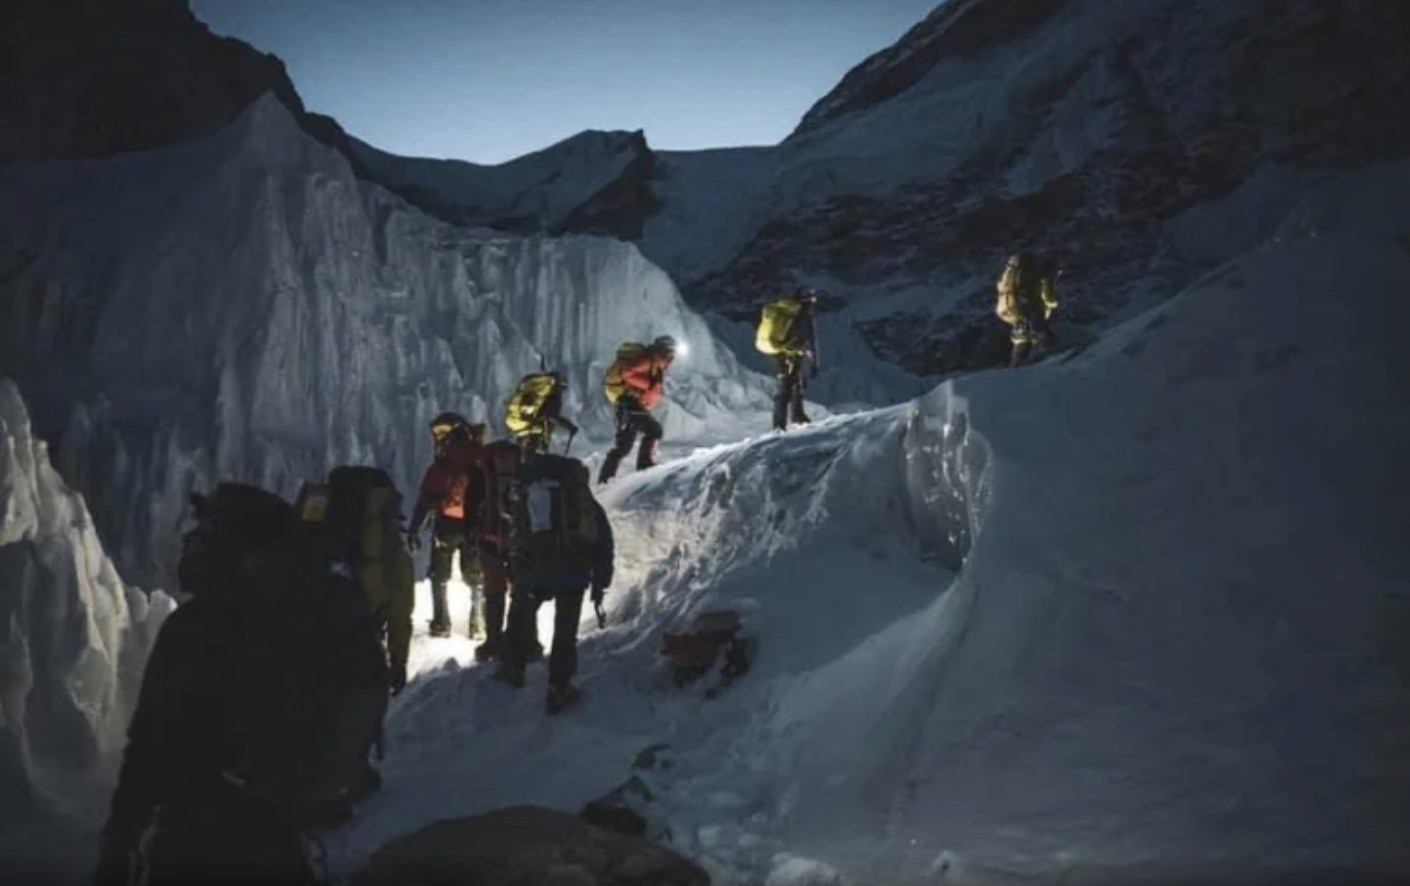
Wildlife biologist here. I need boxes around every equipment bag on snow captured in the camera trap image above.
[603,342,648,404]
[214,486,391,828]
[508,453,599,584]
[505,372,563,437]
[661,610,754,693]
[755,297,806,356]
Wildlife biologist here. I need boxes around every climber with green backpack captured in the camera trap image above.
[597,334,678,484]
[97,482,392,886]
[504,369,580,455]
[495,451,615,714]
[756,288,820,431]
[294,466,416,696]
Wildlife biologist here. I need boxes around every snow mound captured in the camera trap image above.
[323,162,1410,885]
[0,92,775,590]
[0,378,175,875]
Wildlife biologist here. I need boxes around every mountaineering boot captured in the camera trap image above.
[429,581,451,638]
[494,660,526,688]
[1009,340,1032,368]
[474,636,502,662]
[475,592,507,661]
[546,682,581,715]
[636,438,659,471]
[597,450,623,485]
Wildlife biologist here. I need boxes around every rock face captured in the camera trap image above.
[352,806,710,886]
[688,0,1410,375]
[350,0,1410,383]
[0,0,306,163]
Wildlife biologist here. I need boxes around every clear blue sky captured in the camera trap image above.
[188,0,939,165]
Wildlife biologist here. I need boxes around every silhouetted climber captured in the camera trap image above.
[995,251,1060,367]
[97,483,390,886]
[598,335,678,484]
[472,436,544,664]
[756,288,820,430]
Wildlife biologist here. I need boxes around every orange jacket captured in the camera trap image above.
[416,440,481,520]
[618,352,673,410]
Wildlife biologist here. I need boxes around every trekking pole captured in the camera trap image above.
[593,595,606,629]
[563,426,576,457]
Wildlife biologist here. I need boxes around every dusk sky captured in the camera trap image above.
[188,0,940,165]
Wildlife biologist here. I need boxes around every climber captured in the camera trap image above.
[755,288,820,430]
[995,250,1060,367]
[97,484,388,886]
[597,334,678,484]
[504,369,580,455]
[408,412,487,639]
[495,452,615,714]
[472,435,543,664]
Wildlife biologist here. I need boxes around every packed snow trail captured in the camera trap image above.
[320,406,973,885]
[323,162,1410,886]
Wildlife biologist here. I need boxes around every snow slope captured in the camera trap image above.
[349,128,658,239]
[0,379,175,879]
[0,93,775,590]
[319,163,1410,884]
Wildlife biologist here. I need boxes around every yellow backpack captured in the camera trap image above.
[505,372,562,437]
[755,298,805,356]
[603,342,648,404]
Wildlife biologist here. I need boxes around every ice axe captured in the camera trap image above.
[592,592,607,629]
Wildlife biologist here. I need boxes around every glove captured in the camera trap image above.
[405,531,421,553]
[389,663,408,696]
[590,585,607,629]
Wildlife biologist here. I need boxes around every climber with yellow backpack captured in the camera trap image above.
[756,288,820,431]
[597,335,678,484]
[504,369,580,455]
[995,250,1060,367]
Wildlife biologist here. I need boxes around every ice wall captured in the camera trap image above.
[0,93,774,589]
[0,379,175,832]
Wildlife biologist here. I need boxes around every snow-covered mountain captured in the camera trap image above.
[325,159,1410,885]
[0,379,174,878]
[0,93,773,592]
[354,0,1410,387]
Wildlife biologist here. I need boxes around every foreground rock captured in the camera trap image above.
[352,805,709,886]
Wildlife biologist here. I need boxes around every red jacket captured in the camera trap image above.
[476,440,520,551]
[416,440,481,520]
[619,352,673,410]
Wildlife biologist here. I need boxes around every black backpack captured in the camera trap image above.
[213,480,391,828]
[508,453,600,587]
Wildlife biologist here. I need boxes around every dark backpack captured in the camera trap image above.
[218,474,393,827]
[508,453,600,587]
